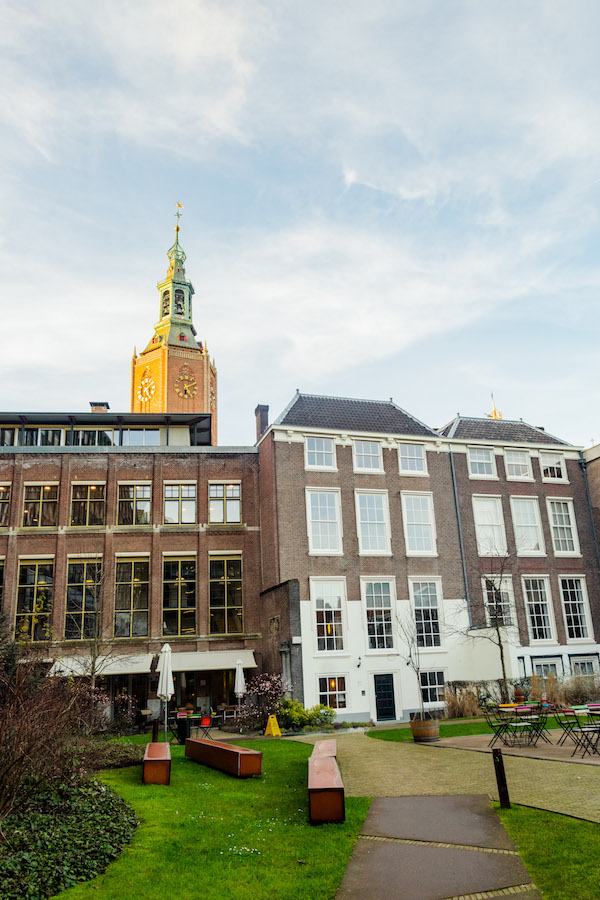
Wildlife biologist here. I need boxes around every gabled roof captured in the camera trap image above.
[437,416,570,446]
[274,392,439,438]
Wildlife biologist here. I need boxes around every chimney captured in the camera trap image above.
[255,404,269,442]
[90,402,110,414]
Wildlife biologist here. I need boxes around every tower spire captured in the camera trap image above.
[487,394,503,420]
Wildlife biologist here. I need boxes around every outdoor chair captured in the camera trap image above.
[199,715,214,739]
[483,708,509,746]
[555,709,577,746]
[562,709,600,758]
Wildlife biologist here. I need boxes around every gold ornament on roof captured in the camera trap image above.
[487,395,503,420]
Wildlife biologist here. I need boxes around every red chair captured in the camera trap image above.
[199,715,213,739]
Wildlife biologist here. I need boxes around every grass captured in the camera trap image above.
[55,739,369,900]
[367,717,562,742]
[497,804,600,900]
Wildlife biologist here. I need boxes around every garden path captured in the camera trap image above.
[291,732,600,822]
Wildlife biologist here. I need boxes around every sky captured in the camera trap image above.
[2,1,600,446]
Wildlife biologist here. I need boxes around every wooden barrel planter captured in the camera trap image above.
[410,718,440,742]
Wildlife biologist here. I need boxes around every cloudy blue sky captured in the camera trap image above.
[2,1,600,445]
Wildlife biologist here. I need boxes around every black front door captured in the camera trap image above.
[374,674,396,721]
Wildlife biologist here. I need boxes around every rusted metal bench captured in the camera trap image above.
[142,741,171,785]
[308,739,345,824]
[185,737,263,778]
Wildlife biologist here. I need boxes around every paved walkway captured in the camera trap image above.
[336,795,541,900]
[291,732,600,822]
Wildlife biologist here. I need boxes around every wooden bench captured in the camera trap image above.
[142,741,171,785]
[308,739,345,824]
[185,737,263,778]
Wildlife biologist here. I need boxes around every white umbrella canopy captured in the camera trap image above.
[157,643,174,743]
[234,659,246,713]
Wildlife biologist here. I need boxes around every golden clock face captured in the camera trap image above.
[137,376,156,402]
[174,372,197,398]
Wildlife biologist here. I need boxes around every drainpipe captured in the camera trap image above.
[449,449,472,626]
[578,451,600,575]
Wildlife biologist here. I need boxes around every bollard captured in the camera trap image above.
[492,748,511,809]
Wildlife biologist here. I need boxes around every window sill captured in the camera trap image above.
[405,552,438,558]
[516,551,547,558]
[308,550,344,556]
[506,476,535,483]
[468,475,499,481]
[353,469,386,475]
[358,551,392,557]
[398,470,429,477]
[542,478,570,485]
[305,466,338,473]
[553,552,582,558]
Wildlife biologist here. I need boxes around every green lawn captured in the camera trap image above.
[55,740,369,900]
[368,717,561,742]
[497,804,600,900]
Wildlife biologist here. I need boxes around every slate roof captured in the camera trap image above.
[274,392,439,437]
[437,416,570,446]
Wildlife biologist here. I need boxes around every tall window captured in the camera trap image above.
[21,428,62,447]
[504,450,532,480]
[355,491,391,554]
[483,578,513,626]
[22,485,58,527]
[162,290,170,316]
[164,484,196,524]
[472,496,507,556]
[114,559,149,637]
[318,676,346,709]
[0,428,15,446]
[353,440,383,472]
[209,557,243,634]
[547,499,579,555]
[16,560,54,641]
[305,436,336,470]
[539,452,567,482]
[312,579,345,651]
[402,492,436,555]
[65,560,102,640]
[510,497,544,555]
[411,580,441,647]
[0,485,10,527]
[468,447,496,477]
[118,485,151,525]
[306,489,342,554]
[523,577,554,641]
[71,484,105,526]
[163,558,196,636]
[399,444,426,474]
[66,429,113,446]
[363,580,394,650]
[208,483,241,524]
[420,671,445,703]
[560,577,590,640]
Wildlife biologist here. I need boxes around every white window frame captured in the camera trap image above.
[509,496,546,557]
[546,498,581,557]
[408,576,443,649]
[317,674,348,710]
[570,655,599,677]
[467,446,498,480]
[531,657,563,678]
[355,490,391,556]
[401,491,437,557]
[310,577,347,655]
[504,449,534,482]
[305,488,343,556]
[472,495,507,557]
[304,435,337,471]
[481,576,515,627]
[558,575,592,643]
[352,439,384,474]
[398,443,428,476]
[360,576,396,653]
[420,670,446,705]
[539,451,569,484]
[522,575,557,643]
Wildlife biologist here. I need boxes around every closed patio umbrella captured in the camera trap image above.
[234,659,246,712]
[157,643,174,744]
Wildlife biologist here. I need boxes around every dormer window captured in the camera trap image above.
[179,333,187,342]
[174,290,185,316]
[162,291,170,317]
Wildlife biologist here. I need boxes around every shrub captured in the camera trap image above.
[306,704,336,726]
[74,737,144,773]
[112,693,139,734]
[0,779,137,899]
[444,686,481,719]
[279,698,309,730]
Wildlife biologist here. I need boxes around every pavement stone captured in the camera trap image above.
[291,732,600,822]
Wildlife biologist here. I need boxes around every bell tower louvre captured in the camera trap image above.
[130,210,218,444]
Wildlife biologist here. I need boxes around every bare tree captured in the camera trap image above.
[396,609,428,720]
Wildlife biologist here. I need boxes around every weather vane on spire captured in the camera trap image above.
[167,203,186,266]
[487,394,503,420]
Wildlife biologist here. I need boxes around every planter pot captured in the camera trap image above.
[410,719,440,743]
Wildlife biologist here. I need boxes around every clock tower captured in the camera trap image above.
[130,214,217,443]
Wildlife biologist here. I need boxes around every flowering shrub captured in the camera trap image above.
[238,673,286,731]
[112,693,138,734]
[72,684,111,734]
[306,704,336,726]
